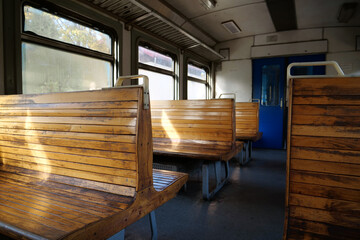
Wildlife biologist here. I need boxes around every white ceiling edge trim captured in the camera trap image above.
[251,40,328,58]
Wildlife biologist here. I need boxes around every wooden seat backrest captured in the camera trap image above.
[235,102,259,138]
[0,87,153,197]
[284,77,360,239]
[151,99,236,152]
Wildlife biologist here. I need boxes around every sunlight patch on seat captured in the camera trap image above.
[161,110,179,145]
[25,110,51,180]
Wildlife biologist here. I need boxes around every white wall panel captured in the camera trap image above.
[251,40,328,58]
[327,52,360,76]
[325,27,360,53]
[215,37,253,60]
[215,60,252,102]
[254,29,323,46]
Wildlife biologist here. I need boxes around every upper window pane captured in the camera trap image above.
[22,42,112,94]
[138,69,174,100]
[24,5,111,54]
[188,64,206,80]
[139,46,174,71]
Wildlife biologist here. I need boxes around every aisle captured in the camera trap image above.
[126,149,287,240]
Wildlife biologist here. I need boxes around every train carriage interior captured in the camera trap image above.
[0,0,359,239]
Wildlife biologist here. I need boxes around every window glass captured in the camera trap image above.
[188,81,206,100]
[139,46,173,71]
[261,65,280,106]
[138,69,174,100]
[188,64,206,80]
[22,42,112,94]
[24,5,111,54]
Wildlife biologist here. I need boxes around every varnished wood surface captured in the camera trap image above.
[235,102,262,141]
[0,88,188,240]
[284,77,360,240]
[151,99,240,161]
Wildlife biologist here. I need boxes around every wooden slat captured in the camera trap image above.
[1,154,137,178]
[0,88,140,104]
[290,147,360,164]
[0,109,138,117]
[291,158,360,176]
[292,125,360,138]
[292,105,360,117]
[0,122,136,135]
[292,95,360,105]
[290,170,360,190]
[291,136,360,151]
[293,78,360,96]
[0,128,136,143]
[0,134,136,153]
[289,193,360,214]
[2,159,137,187]
[0,101,138,110]
[0,176,131,211]
[292,114,360,126]
[289,218,360,239]
[0,116,137,126]
[289,206,360,229]
[290,182,360,203]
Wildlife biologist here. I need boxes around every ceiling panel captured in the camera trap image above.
[163,0,264,19]
[191,2,275,42]
[296,0,360,29]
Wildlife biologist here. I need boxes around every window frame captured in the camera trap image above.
[137,42,177,100]
[187,61,209,99]
[21,0,117,87]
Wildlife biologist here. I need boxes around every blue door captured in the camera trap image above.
[253,57,286,149]
[252,54,325,149]
[288,54,326,75]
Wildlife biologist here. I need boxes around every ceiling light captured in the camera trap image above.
[200,0,217,10]
[338,2,358,23]
[222,20,241,34]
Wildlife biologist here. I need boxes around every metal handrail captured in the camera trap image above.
[219,93,236,99]
[285,61,345,108]
[104,75,150,109]
[287,61,345,81]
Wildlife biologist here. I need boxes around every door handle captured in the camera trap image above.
[280,98,283,108]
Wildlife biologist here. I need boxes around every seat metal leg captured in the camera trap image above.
[249,141,253,160]
[202,161,230,200]
[202,163,210,200]
[149,211,157,240]
[107,229,125,240]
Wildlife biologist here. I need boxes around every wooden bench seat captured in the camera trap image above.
[235,102,262,165]
[0,87,188,240]
[151,99,243,200]
[283,77,360,239]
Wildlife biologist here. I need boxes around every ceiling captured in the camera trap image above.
[163,0,360,42]
[82,0,360,61]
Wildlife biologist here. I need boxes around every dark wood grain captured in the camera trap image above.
[284,77,360,239]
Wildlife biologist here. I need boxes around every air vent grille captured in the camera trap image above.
[222,20,241,34]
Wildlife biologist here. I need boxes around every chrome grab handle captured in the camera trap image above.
[287,61,345,81]
[219,93,236,99]
[104,75,149,109]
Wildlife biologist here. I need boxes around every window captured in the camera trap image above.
[22,4,114,94]
[261,65,280,106]
[187,63,207,100]
[138,45,176,100]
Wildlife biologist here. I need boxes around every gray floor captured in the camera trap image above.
[125,149,287,240]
